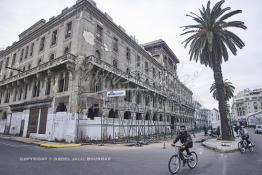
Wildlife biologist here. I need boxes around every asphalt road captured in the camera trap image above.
[0,130,261,175]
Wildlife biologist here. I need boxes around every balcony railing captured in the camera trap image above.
[86,55,166,97]
[0,53,76,86]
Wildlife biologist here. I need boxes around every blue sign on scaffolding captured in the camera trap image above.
[107,90,126,97]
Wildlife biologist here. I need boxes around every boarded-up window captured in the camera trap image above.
[28,108,39,134]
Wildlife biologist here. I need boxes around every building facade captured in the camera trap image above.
[208,108,220,129]
[231,88,262,124]
[193,101,209,130]
[0,0,194,143]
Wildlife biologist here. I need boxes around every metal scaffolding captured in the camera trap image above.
[77,55,193,144]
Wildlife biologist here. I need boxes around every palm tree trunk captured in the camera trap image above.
[212,63,232,140]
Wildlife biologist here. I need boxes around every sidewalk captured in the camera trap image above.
[202,138,239,153]
[0,131,207,149]
[0,134,81,148]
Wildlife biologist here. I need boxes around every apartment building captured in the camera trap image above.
[231,88,262,124]
[0,0,194,143]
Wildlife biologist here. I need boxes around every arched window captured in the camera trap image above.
[124,111,131,119]
[108,109,118,118]
[136,113,142,120]
[88,104,99,120]
[153,113,157,121]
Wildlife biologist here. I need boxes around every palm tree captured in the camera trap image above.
[210,79,235,102]
[181,0,246,140]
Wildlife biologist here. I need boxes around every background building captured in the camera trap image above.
[193,100,220,130]
[209,108,220,129]
[0,0,194,143]
[193,101,208,130]
[231,88,262,124]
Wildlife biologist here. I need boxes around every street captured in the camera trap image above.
[0,130,262,175]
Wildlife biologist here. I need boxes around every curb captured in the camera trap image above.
[0,136,41,146]
[39,144,81,148]
[201,142,239,153]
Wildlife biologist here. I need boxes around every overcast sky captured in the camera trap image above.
[0,0,261,109]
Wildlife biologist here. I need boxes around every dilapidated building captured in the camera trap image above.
[0,0,194,143]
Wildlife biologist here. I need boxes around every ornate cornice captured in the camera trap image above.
[0,5,78,58]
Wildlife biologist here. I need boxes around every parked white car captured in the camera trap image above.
[255,125,262,134]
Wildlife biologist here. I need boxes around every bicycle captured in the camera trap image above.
[238,137,255,153]
[168,145,198,174]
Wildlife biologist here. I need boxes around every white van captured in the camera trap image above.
[255,125,262,134]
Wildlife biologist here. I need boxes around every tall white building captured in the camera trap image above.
[208,108,220,129]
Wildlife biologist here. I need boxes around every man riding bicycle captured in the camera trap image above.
[238,124,251,147]
[172,125,193,166]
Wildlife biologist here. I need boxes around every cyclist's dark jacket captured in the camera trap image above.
[173,131,193,147]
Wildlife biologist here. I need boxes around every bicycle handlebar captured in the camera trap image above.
[171,144,183,148]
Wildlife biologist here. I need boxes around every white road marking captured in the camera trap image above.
[220,153,228,175]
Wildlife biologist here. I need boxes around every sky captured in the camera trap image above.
[0,0,261,109]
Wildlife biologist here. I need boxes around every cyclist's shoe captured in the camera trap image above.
[171,143,176,147]
[188,155,194,161]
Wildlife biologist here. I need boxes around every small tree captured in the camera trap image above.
[210,79,235,102]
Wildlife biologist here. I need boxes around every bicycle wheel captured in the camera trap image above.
[168,154,180,174]
[187,152,198,169]
[238,142,245,153]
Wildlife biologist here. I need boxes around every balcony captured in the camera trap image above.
[85,55,166,97]
[0,53,76,86]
